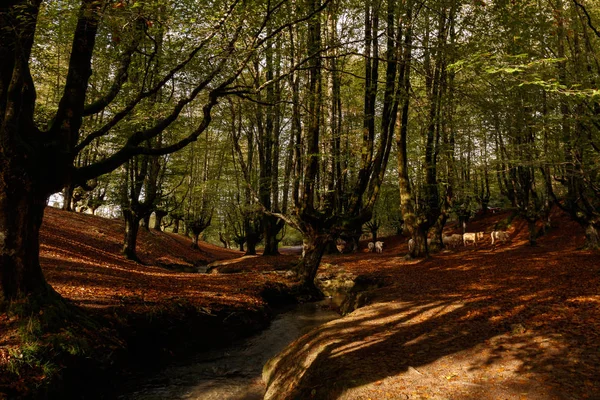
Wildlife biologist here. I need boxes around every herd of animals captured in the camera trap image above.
[408,230,511,252]
[335,230,511,255]
[336,239,384,254]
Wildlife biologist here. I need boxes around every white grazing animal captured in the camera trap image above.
[451,234,463,247]
[408,238,415,253]
[375,241,384,253]
[442,234,462,248]
[368,242,375,252]
[463,232,478,246]
[442,235,452,247]
[491,230,510,245]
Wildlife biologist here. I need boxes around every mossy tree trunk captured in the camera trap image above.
[296,232,329,284]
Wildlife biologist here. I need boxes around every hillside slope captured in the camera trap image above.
[1,207,297,398]
[266,208,600,400]
[40,207,258,310]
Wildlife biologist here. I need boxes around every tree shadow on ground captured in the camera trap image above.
[265,243,600,399]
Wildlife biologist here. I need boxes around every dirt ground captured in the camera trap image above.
[2,207,599,400]
[264,209,600,400]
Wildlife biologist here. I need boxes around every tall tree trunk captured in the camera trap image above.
[294,0,324,284]
[433,213,448,249]
[62,184,74,211]
[263,216,283,255]
[397,0,424,257]
[528,219,538,246]
[1,1,57,304]
[412,224,429,257]
[0,182,51,303]
[154,210,167,231]
[122,209,142,262]
[244,217,260,256]
[246,236,258,256]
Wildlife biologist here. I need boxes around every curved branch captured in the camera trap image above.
[74,91,219,183]
[75,0,242,152]
[83,18,146,116]
[573,0,600,39]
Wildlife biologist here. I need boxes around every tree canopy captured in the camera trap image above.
[2,0,600,305]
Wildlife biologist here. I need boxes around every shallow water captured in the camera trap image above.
[118,301,339,400]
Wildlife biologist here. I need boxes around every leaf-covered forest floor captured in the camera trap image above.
[1,206,599,399]
[0,207,299,399]
[265,208,600,400]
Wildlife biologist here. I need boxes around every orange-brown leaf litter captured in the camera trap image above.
[264,208,600,400]
[40,207,294,312]
[0,207,298,398]
[2,206,600,400]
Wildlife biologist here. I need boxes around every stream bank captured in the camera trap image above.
[6,264,378,400]
[114,267,380,400]
[18,297,275,400]
[117,301,340,400]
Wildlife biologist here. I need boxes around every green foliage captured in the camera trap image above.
[2,294,99,383]
[280,226,303,246]
[494,212,518,231]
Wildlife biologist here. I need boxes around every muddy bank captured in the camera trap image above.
[81,271,376,400]
[105,302,273,399]
[115,268,379,400]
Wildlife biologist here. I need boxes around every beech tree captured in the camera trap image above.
[0,0,323,305]
[397,0,460,257]
[280,0,398,285]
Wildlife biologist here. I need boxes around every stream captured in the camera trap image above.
[118,301,340,400]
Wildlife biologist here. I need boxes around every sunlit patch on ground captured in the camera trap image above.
[264,207,600,399]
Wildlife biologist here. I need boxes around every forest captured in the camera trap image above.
[1,0,600,398]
